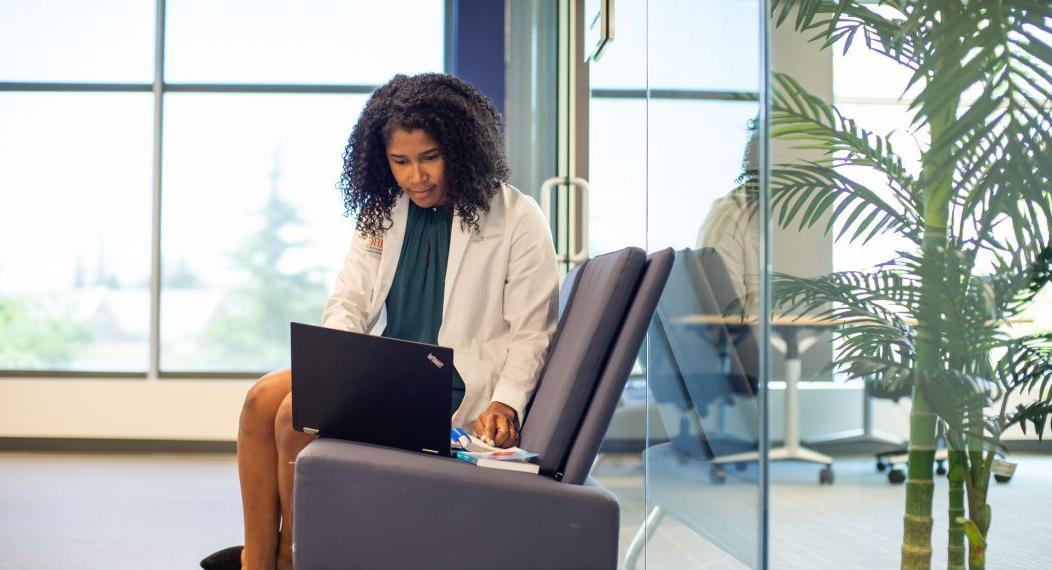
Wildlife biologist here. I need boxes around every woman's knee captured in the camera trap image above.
[274,395,308,449]
[240,368,292,434]
[274,395,294,434]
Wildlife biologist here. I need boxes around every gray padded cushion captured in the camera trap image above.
[520,247,646,476]
[562,248,674,484]
[294,439,620,569]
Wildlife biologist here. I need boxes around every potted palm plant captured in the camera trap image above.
[765,1,1052,569]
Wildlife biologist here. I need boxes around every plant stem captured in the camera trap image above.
[967,405,989,569]
[901,8,960,559]
[902,120,952,570]
[967,492,989,570]
[947,449,967,570]
[901,391,937,570]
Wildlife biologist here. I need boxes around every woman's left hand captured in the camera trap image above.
[473,401,520,448]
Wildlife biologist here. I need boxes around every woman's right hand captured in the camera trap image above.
[472,400,520,448]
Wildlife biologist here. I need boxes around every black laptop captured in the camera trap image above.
[290,322,453,456]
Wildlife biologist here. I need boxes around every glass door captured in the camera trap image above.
[576,0,768,568]
[511,1,772,567]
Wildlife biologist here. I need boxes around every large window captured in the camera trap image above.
[0,1,445,374]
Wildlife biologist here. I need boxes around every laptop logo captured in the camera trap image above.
[427,353,445,368]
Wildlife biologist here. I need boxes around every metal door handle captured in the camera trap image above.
[539,176,591,267]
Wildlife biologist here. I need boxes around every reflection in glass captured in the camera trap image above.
[165,0,444,85]
[0,93,153,371]
[647,100,757,250]
[643,124,761,568]
[161,93,365,371]
[0,0,154,83]
[647,246,760,560]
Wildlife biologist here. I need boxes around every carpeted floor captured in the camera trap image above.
[597,452,1052,569]
[0,451,1048,569]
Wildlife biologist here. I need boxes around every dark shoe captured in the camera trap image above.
[200,545,243,570]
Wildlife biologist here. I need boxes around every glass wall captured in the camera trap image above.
[765,2,1052,569]
[585,0,765,567]
[642,1,764,567]
[584,2,1049,569]
[585,2,650,566]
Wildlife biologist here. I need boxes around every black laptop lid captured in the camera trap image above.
[290,322,453,456]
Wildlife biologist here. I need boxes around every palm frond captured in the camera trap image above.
[993,332,1052,398]
[953,111,1052,270]
[912,3,1052,189]
[874,249,1019,375]
[773,73,921,215]
[985,243,1052,317]
[770,271,918,378]
[771,1,920,69]
[1007,401,1052,440]
[916,368,1001,434]
[771,270,918,326]
[770,163,920,244]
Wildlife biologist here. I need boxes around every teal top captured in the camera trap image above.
[381,201,466,413]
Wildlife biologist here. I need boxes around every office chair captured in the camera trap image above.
[656,248,760,479]
[594,247,759,471]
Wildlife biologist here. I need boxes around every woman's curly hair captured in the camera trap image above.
[338,73,510,236]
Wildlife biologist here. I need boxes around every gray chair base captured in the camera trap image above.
[294,438,620,570]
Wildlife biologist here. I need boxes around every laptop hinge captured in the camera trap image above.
[302,427,319,436]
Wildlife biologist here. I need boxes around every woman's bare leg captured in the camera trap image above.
[238,368,292,570]
[274,393,315,570]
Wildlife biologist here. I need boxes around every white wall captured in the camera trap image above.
[2,377,1037,443]
[0,378,251,441]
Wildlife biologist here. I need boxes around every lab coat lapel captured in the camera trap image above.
[444,211,472,316]
[375,193,408,307]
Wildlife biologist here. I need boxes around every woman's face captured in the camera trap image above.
[386,128,449,208]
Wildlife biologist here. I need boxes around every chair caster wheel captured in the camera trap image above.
[710,465,727,485]
[888,468,906,484]
[819,466,834,485]
[876,461,887,472]
[936,460,947,476]
[992,459,1016,483]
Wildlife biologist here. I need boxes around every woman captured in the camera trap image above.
[202,73,559,570]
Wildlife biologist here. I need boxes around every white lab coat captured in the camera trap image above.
[320,183,560,429]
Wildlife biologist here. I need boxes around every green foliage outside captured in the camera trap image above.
[202,187,327,371]
[767,2,1052,569]
[0,295,92,369]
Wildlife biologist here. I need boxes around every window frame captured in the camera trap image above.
[0,0,449,379]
